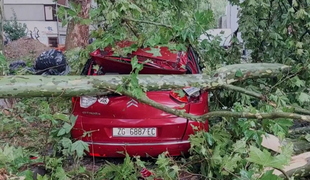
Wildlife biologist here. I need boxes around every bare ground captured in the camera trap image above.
[4,37,51,61]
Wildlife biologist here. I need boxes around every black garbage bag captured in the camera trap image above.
[8,60,35,75]
[9,60,27,71]
[34,49,70,75]
[8,49,70,76]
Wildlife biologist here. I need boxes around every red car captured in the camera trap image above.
[71,41,209,157]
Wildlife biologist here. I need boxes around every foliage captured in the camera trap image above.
[3,0,310,179]
[209,0,228,27]
[187,103,294,179]
[0,144,32,174]
[0,97,90,179]
[3,10,27,41]
[192,0,310,178]
[96,152,180,180]
[0,52,7,75]
[58,0,215,75]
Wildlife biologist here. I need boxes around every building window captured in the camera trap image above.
[48,37,58,47]
[44,5,57,21]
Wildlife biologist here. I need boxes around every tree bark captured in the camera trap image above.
[65,0,91,50]
[262,134,310,178]
[275,152,310,177]
[0,63,290,98]
[0,63,309,122]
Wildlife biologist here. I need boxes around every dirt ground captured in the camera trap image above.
[4,37,51,61]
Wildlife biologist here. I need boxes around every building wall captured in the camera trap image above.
[4,4,46,21]
[3,0,55,5]
[20,21,59,46]
[3,0,96,46]
[3,0,66,46]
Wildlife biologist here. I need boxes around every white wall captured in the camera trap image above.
[224,2,243,42]
[4,0,55,4]
[4,4,45,21]
[19,21,59,45]
[3,0,98,46]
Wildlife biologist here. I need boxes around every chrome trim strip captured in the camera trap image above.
[85,141,190,146]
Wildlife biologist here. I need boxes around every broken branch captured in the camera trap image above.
[0,63,291,98]
[121,89,310,122]
[221,84,310,115]
[122,17,173,28]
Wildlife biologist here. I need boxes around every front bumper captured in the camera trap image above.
[85,140,191,157]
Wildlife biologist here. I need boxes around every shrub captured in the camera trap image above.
[3,9,27,41]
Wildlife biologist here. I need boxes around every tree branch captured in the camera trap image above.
[122,17,173,28]
[0,62,308,121]
[121,89,310,122]
[221,84,310,115]
[221,84,266,100]
[300,29,310,41]
[124,20,140,38]
[0,63,291,98]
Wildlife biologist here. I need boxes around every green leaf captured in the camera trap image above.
[290,76,305,88]
[131,56,139,70]
[71,140,89,157]
[37,174,49,180]
[235,69,243,78]
[61,19,68,27]
[55,167,69,180]
[146,47,162,57]
[67,9,77,17]
[173,89,186,98]
[70,115,78,125]
[211,145,222,165]
[57,123,73,137]
[259,170,282,180]
[298,92,310,104]
[296,8,307,19]
[232,139,247,153]
[80,19,93,25]
[296,42,303,48]
[297,49,304,55]
[305,134,310,142]
[60,137,72,149]
[53,113,69,122]
[205,133,214,146]
[247,146,289,169]
[269,32,283,40]
[240,169,254,179]
[248,0,258,6]
[221,154,242,175]
[24,169,35,180]
[134,156,145,168]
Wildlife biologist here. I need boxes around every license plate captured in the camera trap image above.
[112,128,157,137]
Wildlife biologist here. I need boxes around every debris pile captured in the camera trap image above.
[4,37,51,61]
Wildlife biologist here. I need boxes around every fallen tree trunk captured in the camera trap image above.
[262,133,310,155]
[262,134,310,178]
[273,152,310,177]
[1,63,309,122]
[0,63,291,98]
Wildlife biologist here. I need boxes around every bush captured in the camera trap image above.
[3,10,27,41]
